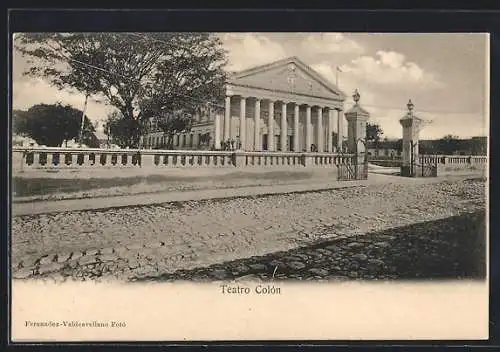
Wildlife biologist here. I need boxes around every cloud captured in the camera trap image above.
[220,33,287,72]
[340,50,443,88]
[310,60,485,140]
[302,33,365,55]
[312,62,378,105]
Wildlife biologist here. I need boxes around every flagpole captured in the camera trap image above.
[336,66,342,88]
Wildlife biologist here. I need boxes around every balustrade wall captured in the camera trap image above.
[418,154,487,169]
[12,147,358,172]
[13,147,486,175]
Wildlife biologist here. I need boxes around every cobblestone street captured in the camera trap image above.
[11,177,486,282]
[137,210,486,282]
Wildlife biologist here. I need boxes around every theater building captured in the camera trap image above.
[140,56,348,152]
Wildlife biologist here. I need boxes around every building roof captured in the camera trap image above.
[228,56,347,100]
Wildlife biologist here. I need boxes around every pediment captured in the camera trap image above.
[228,57,345,101]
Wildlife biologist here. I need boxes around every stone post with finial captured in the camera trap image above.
[345,89,369,158]
[399,99,423,177]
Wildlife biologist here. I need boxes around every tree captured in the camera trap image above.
[13,109,29,135]
[437,135,461,155]
[394,139,403,154]
[104,111,143,148]
[14,103,97,147]
[16,33,228,147]
[366,123,384,155]
[419,140,437,155]
[366,123,383,142]
[81,131,101,148]
[470,137,487,155]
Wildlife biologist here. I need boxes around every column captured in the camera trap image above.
[337,109,343,151]
[316,106,323,152]
[224,96,231,141]
[214,111,221,149]
[281,102,287,152]
[254,98,261,151]
[193,133,199,149]
[268,100,275,151]
[327,108,334,152]
[305,105,312,152]
[293,104,300,152]
[239,96,246,150]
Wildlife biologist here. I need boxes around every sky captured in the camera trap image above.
[12,33,489,140]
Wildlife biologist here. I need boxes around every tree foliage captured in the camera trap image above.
[436,134,462,155]
[14,103,96,147]
[13,109,29,135]
[80,131,101,148]
[16,33,228,147]
[366,123,384,143]
[103,111,142,148]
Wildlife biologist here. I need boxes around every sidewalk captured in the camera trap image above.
[12,172,477,216]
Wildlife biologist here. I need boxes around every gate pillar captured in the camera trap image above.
[345,89,369,171]
[399,100,423,177]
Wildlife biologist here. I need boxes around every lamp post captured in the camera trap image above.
[78,93,90,147]
[107,123,111,149]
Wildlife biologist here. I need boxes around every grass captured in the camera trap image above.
[13,170,315,197]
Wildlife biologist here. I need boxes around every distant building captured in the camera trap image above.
[12,134,37,147]
[140,107,221,150]
[366,139,401,158]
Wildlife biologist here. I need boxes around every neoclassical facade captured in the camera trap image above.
[141,56,347,152]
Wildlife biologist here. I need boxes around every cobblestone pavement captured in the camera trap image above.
[12,177,486,282]
[137,210,486,282]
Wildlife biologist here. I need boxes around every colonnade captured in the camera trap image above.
[214,95,345,152]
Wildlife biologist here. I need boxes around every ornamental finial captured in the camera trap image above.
[353,89,360,104]
[407,99,414,113]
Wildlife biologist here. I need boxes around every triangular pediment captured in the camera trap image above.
[228,57,346,100]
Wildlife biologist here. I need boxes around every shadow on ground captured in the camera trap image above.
[136,210,486,282]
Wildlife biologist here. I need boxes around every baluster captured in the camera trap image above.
[39,152,47,167]
[77,153,85,166]
[100,153,107,166]
[88,153,95,166]
[121,153,128,166]
[64,152,73,167]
